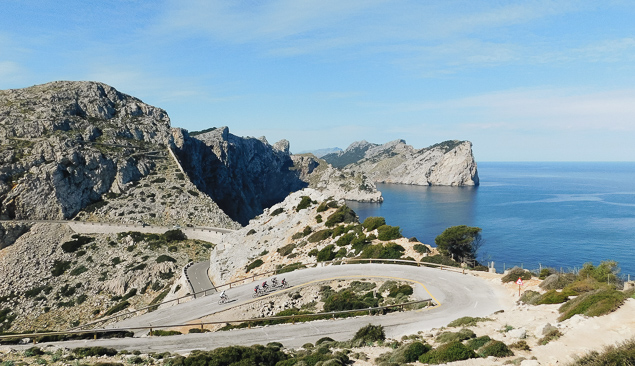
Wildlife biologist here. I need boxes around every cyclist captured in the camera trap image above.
[262,280,268,290]
[254,285,260,294]
[281,278,287,287]
[271,277,278,286]
[219,290,227,301]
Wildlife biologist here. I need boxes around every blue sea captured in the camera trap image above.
[346,162,635,278]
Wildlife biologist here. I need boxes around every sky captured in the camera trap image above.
[1,0,635,161]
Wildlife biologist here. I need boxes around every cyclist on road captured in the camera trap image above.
[254,285,260,294]
[220,290,227,300]
[281,278,287,287]
[262,280,268,290]
[271,277,278,286]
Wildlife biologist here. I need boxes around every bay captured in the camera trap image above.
[346,162,635,277]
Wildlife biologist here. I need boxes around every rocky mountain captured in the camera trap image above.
[296,147,342,158]
[323,139,479,186]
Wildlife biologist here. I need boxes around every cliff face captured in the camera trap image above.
[171,127,307,226]
[323,139,479,186]
[0,81,173,220]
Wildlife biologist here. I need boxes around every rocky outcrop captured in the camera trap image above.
[323,139,479,186]
[291,154,382,203]
[0,81,173,220]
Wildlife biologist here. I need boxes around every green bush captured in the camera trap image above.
[420,255,461,267]
[70,265,88,276]
[352,324,385,343]
[308,249,318,257]
[24,285,52,298]
[0,308,16,332]
[413,243,430,254]
[558,289,626,321]
[336,232,356,246]
[509,340,531,351]
[388,284,413,298]
[323,289,378,312]
[359,242,405,259]
[247,229,256,236]
[317,200,338,213]
[325,205,356,227]
[362,217,386,231]
[156,255,176,263]
[277,262,306,274]
[275,244,294,257]
[308,229,334,243]
[150,330,182,336]
[502,267,533,283]
[404,342,431,362]
[245,259,264,273]
[479,340,514,357]
[519,290,542,305]
[61,235,95,253]
[540,272,577,290]
[377,225,402,240]
[51,260,71,277]
[436,328,476,343]
[419,341,478,364]
[537,289,570,304]
[24,346,44,357]
[538,329,563,345]
[570,338,635,365]
[316,214,323,223]
[448,316,491,328]
[271,207,284,216]
[539,267,557,280]
[163,229,186,242]
[466,335,492,350]
[317,245,337,262]
[72,347,118,357]
[103,301,130,316]
[296,196,314,211]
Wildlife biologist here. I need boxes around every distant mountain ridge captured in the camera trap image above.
[323,139,479,186]
[296,147,342,158]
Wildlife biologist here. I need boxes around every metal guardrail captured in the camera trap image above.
[70,258,467,330]
[0,299,434,343]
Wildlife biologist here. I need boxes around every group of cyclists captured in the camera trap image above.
[253,277,288,297]
[217,277,289,304]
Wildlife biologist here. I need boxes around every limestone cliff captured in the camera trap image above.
[322,139,479,186]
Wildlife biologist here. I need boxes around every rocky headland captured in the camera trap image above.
[322,139,479,186]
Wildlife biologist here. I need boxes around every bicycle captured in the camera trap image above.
[218,295,230,304]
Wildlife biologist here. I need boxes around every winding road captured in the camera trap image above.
[30,263,509,353]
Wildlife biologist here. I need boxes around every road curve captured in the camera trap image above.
[32,263,509,353]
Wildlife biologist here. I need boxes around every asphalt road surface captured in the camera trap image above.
[187,260,215,298]
[28,263,508,353]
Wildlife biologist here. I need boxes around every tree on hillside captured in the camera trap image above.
[435,225,482,263]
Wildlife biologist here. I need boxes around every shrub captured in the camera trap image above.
[538,329,563,345]
[163,229,186,242]
[247,229,256,236]
[403,342,431,362]
[317,245,336,262]
[245,259,264,273]
[277,244,296,257]
[558,289,626,321]
[540,272,576,290]
[277,262,306,274]
[150,330,182,336]
[419,341,478,364]
[72,347,118,357]
[519,290,542,305]
[317,200,338,213]
[359,242,405,259]
[51,260,71,277]
[420,255,461,267]
[316,337,334,345]
[436,328,476,343]
[156,255,176,263]
[509,340,531,351]
[24,285,52,298]
[189,328,210,333]
[308,249,318,257]
[296,196,314,211]
[271,207,284,216]
[479,340,514,357]
[336,232,355,246]
[377,225,402,241]
[323,289,378,312]
[362,217,386,231]
[308,229,333,243]
[537,289,570,304]
[388,284,413,297]
[571,338,635,365]
[325,205,356,227]
[316,214,323,223]
[539,267,557,280]
[61,235,95,253]
[448,316,491,328]
[70,265,89,276]
[466,335,492,350]
[24,346,44,357]
[352,324,385,343]
[502,267,533,283]
[413,243,430,254]
[103,301,130,316]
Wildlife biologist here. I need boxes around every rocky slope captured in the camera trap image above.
[323,139,479,186]
[209,188,433,286]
